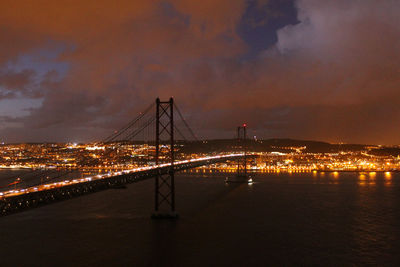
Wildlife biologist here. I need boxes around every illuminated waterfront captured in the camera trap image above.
[1,141,400,191]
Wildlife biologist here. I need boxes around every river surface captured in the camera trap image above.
[0,171,400,266]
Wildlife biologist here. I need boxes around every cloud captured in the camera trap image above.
[0,0,400,144]
[0,69,39,99]
[179,0,400,144]
[267,0,400,143]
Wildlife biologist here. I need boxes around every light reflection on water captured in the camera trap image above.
[0,171,400,265]
[385,172,392,186]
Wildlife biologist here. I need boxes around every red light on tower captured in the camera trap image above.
[243,123,247,127]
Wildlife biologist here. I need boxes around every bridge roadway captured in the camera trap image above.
[0,154,244,216]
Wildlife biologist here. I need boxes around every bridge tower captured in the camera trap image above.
[236,124,247,178]
[152,97,178,219]
[226,124,251,183]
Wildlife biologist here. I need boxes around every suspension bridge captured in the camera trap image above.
[0,98,251,218]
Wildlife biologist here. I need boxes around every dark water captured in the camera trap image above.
[1,171,400,266]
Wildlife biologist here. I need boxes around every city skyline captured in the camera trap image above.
[1,0,400,144]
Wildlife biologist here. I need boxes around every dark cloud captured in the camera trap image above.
[0,0,399,144]
[0,69,37,98]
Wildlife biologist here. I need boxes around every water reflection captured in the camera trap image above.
[312,170,317,178]
[384,172,392,186]
[358,174,367,186]
[368,172,376,186]
[1,171,400,265]
[352,172,396,265]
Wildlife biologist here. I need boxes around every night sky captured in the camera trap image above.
[1,0,399,144]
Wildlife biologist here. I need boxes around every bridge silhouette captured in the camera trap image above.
[0,98,250,218]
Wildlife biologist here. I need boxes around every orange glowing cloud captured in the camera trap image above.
[1,0,400,144]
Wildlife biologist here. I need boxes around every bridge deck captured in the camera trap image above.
[0,154,244,216]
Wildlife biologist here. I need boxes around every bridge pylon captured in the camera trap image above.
[151,97,178,219]
[236,124,247,177]
[226,124,252,183]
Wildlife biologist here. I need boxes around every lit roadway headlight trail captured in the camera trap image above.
[0,154,245,199]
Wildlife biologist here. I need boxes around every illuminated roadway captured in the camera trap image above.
[0,154,247,215]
